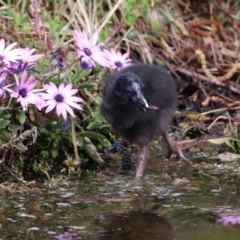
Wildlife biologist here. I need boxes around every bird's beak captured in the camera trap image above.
[134,89,160,111]
[134,90,149,109]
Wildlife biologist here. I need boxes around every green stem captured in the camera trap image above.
[71,118,80,164]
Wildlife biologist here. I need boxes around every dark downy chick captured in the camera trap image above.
[101,63,186,178]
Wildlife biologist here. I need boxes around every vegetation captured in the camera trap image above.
[0,0,240,183]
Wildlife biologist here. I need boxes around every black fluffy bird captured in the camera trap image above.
[101,63,185,178]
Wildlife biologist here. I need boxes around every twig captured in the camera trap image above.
[0,127,37,186]
[200,106,240,116]
[104,23,123,46]
[71,118,81,165]
[0,127,37,150]
[170,65,240,94]
[207,116,229,130]
[98,0,123,33]
[2,163,31,187]
[1,149,31,187]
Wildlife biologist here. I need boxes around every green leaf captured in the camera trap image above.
[87,122,102,130]
[224,138,236,152]
[126,15,138,27]
[51,149,58,158]
[100,138,111,147]
[8,124,24,131]
[18,112,26,125]
[83,102,93,115]
[77,136,84,147]
[127,30,140,39]
[16,142,27,152]
[0,114,11,120]
[78,131,106,141]
[0,129,12,142]
[0,119,10,129]
[125,0,137,11]
[78,82,95,89]
[208,138,229,144]
[38,127,50,135]
[83,137,104,164]
[84,88,101,104]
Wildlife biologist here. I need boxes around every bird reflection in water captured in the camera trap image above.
[98,196,173,240]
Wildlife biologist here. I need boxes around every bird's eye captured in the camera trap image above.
[126,89,131,93]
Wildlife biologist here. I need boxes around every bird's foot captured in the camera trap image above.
[167,140,193,166]
[168,138,209,166]
[162,132,196,166]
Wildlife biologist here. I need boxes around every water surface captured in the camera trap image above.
[1,151,240,240]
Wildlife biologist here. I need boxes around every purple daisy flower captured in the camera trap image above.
[20,48,44,63]
[8,48,44,73]
[41,82,83,120]
[72,29,108,67]
[0,39,23,69]
[103,48,132,70]
[0,72,13,99]
[55,232,73,240]
[10,71,45,111]
[80,56,94,70]
[7,61,36,74]
[217,215,240,226]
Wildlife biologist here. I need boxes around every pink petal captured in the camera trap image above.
[59,83,66,93]
[3,42,18,54]
[65,101,82,111]
[65,96,83,103]
[90,32,98,46]
[56,103,67,119]
[0,39,5,54]
[14,74,20,86]
[44,82,59,95]
[63,103,75,117]
[20,71,28,85]
[40,93,54,100]
[62,88,78,97]
[45,100,57,113]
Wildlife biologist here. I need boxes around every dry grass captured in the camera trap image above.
[1,0,240,115]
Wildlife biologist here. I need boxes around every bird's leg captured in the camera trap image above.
[135,145,149,178]
[162,131,189,161]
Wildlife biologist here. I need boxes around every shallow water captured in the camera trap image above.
[1,151,240,240]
